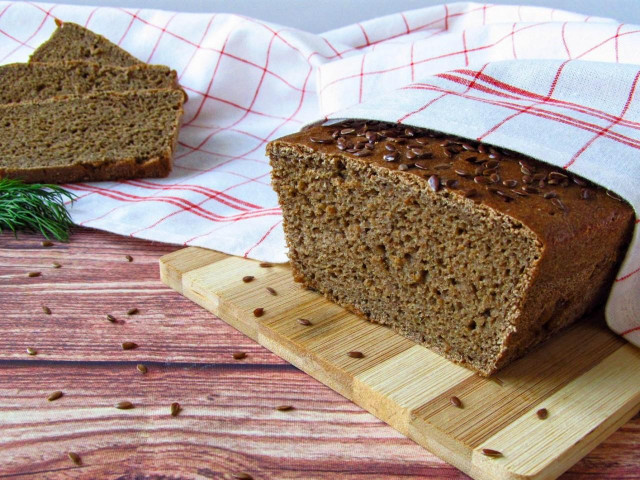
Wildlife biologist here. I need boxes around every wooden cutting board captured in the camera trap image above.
[160,247,640,480]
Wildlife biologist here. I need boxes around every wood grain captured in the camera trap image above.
[1,228,638,479]
[161,247,640,480]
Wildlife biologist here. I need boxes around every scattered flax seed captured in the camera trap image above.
[297,318,312,326]
[125,255,133,262]
[121,342,138,350]
[347,351,364,359]
[232,473,254,480]
[242,275,255,283]
[136,364,147,374]
[115,401,134,410]
[42,305,52,315]
[67,452,81,466]
[481,448,503,458]
[47,391,63,401]
[106,314,117,323]
[275,405,294,411]
[450,396,463,408]
[27,271,41,278]
[233,351,247,360]
[126,308,139,316]
[41,240,54,247]
[266,287,277,296]
[170,402,181,417]
[27,347,37,356]
[259,262,273,268]
[536,408,549,420]
[52,262,62,268]
[253,307,264,317]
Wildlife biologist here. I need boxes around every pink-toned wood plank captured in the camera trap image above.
[0,228,638,479]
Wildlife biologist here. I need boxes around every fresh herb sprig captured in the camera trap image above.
[0,178,76,242]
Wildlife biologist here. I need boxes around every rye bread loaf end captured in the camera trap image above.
[267,120,634,376]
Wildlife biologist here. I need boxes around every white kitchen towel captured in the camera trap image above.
[0,2,638,345]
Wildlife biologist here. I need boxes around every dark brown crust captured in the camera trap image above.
[0,153,172,184]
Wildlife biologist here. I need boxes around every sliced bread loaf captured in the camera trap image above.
[0,61,179,104]
[0,89,184,184]
[30,20,141,66]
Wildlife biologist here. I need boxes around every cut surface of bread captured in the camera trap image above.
[0,89,184,184]
[29,21,141,66]
[267,120,634,376]
[0,61,179,104]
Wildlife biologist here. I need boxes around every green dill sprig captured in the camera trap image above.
[0,178,76,242]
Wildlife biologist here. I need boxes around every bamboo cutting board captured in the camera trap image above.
[160,247,640,480]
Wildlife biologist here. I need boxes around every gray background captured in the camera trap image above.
[21,0,640,32]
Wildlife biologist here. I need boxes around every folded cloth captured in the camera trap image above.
[0,2,637,346]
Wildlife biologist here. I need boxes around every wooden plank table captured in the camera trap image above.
[1,227,638,479]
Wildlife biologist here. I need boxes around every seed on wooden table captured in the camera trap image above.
[253,307,264,317]
[275,405,294,411]
[266,287,277,296]
[481,448,503,458]
[115,401,134,410]
[122,342,138,350]
[242,275,255,283]
[232,473,254,480]
[125,255,133,262]
[27,347,37,356]
[52,262,62,268]
[297,318,312,326]
[170,402,181,417]
[47,391,63,401]
[106,314,117,323]
[68,452,81,466]
[41,240,54,247]
[233,351,247,360]
[347,351,364,358]
[450,396,463,408]
[259,262,273,268]
[136,364,147,374]
[398,164,409,171]
[536,408,549,419]
[127,308,139,316]
[28,272,41,278]
[42,305,51,315]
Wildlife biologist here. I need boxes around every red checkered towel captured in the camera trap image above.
[1,2,638,345]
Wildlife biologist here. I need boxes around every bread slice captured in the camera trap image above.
[267,120,634,376]
[30,20,141,66]
[0,89,184,184]
[0,61,180,105]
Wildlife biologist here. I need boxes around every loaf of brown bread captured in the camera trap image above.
[30,20,141,66]
[0,89,184,184]
[267,119,634,376]
[0,61,179,104]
